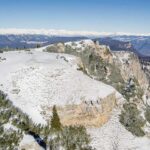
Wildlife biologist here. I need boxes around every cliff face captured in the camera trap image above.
[46,40,124,86]
[42,92,122,127]
[113,51,149,90]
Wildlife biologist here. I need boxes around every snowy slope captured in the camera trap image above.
[19,134,44,150]
[0,50,118,124]
[88,109,150,150]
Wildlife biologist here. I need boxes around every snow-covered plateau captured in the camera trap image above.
[1,44,150,150]
[0,50,119,125]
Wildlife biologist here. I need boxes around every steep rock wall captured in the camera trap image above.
[42,92,120,127]
[113,51,149,90]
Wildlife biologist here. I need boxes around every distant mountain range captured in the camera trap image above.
[0,34,87,49]
[110,35,150,56]
[94,37,135,51]
[0,30,150,56]
[93,36,150,57]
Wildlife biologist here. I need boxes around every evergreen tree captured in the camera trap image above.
[36,44,41,48]
[50,105,61,131]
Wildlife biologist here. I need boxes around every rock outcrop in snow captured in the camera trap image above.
[113,51,149,90]
[42,92,119,127]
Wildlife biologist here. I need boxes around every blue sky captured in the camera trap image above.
[0,0,149,33]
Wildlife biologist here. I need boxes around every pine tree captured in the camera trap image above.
[50,105,62,131]
[36,44,41,48]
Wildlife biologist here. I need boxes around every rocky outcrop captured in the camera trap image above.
[44,40,150,128]
[42,92,121,127]
[113,51,149,90]
[45,40,150,99]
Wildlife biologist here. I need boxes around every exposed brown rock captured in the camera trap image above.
[42,92,117,127]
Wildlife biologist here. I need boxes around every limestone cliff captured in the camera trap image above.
[42,92,122,127]
[113,51,148,90]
